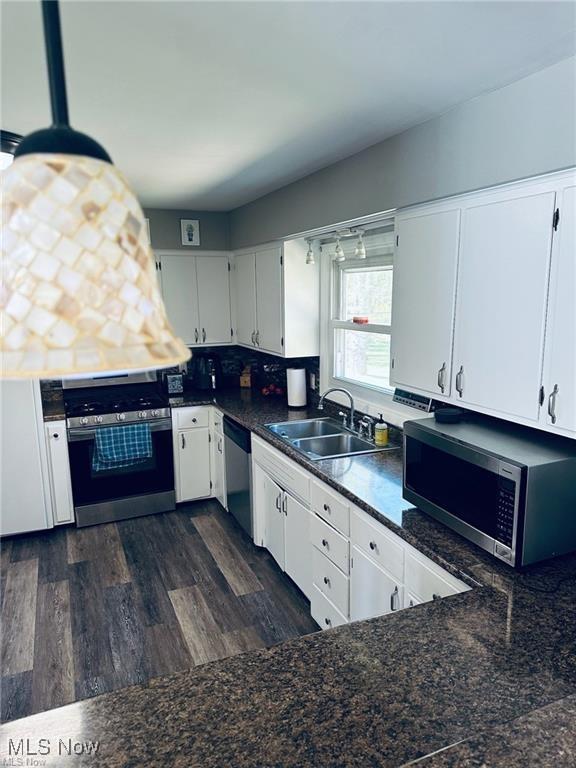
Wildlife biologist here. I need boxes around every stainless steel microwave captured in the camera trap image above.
[403,417,576,568]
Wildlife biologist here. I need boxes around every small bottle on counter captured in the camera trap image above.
[374,414,389,447]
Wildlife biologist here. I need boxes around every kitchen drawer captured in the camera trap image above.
[311,514,349,574]
[312,547,349,617]
[311,479,349,536]
[350,507,404,582]
[252,435,310,506]
[311,585,348,630]
[212,408,224,432]
[173,406,210,430]
[404,549,469,604]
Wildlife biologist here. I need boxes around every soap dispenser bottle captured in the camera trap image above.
[374,414,389,447]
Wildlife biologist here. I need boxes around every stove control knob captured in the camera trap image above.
[95,416,103,424]
[151,409,159,417]
[138,411,147,419]
[117,413,126,421]
[80,417,88,426]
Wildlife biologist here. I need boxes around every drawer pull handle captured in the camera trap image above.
[192,418,197,423]
[52,432,60,440]
[390,586,399,612]
[321,539,328,548]
[369,541,376,551]
[323,503,330,513]
[432,593,441,601]
[323,576,330,586]
[324,617,331,626]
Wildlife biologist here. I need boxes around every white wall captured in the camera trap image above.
[230,57,576,248]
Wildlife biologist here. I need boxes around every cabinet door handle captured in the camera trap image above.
[437,362,446,393]
[432,593,441,601]
[548,384,559,424]
[455,365,464,398]
[390,586,399,611]
[275,493,282,512]
[324,617,331,627]
[255,330,260,346]
[191,417,197,424]
[251,331,256,345]
[321,538,328,548]
[217,438,222,454]
[323,576,330,586]
[202,328,206,343]
[323,503,330,513]
[194,328,199,344]
[52,432,60,440]
[369,541,376,551]
[282,495,287,515]
[181,434,186,449]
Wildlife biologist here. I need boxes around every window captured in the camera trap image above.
[322,225,395,400]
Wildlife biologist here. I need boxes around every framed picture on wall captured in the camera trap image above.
[180,219,200,246]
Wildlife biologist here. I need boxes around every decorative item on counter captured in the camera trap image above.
[261,384,285,397]
[352,316,369,324]
[240,365,251,388]
[374,414,389,446]
[165,373,184,394]
[286,367,307,408]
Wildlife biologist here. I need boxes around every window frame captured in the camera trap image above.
[319,220,400,418]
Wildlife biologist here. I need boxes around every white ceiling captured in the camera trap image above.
[2,1,575,211]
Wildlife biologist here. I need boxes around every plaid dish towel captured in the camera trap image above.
[92,423,153,472]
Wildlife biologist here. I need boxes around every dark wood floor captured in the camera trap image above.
[0,501,318,722]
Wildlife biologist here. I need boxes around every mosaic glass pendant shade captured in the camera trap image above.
[1,153,191,378]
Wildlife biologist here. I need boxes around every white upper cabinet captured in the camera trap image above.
[234,240,319,358]
[195,256,232,345]
[255,247,284,354]
[235,252,257,347]
[159,253,199,347]
[453,185,556,422]
[542,185,576,435]
[391,206,461,397]
[158,252,232,347]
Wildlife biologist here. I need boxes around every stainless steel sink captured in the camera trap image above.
[266,418,397,460]
[291,433,382,460]
[266,418,344,440]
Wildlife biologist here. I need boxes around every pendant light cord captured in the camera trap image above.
[42,0,70,127]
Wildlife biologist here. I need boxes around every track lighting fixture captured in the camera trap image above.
[354,230,366,259]
[1,0,190,378]
[305,239,315,265]
[334,237,345,262]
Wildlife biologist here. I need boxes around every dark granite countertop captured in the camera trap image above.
[20,387,576,766]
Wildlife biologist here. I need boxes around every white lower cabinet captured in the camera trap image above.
[311,585,347,630]
[252,435,471,632]
[172,407,212,503]
[211,410,227,510]
[284,493,312,599]
[262,472,285,570]
[350,545,402,622]
[45,421,74,525]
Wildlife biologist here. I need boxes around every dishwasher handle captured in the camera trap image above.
[223,416,251,453]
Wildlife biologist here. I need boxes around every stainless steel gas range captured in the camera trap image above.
[63,372,175,527]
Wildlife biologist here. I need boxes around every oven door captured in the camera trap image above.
[403,426,524,565]
[67,419,175,526]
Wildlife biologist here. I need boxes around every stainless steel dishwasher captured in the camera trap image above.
[223,416,253,538]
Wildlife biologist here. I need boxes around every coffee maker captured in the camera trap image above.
[189,352,223,391]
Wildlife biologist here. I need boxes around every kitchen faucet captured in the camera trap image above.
[317,387,355,431]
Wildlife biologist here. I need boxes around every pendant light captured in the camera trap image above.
[354,230,366,259]
[334,237,345,262]
[1,0,190,379]
[305,239,315,265]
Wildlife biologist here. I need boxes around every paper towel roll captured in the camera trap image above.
[286,368,307,408]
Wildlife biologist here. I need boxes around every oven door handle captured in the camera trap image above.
[67,418,173,442]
